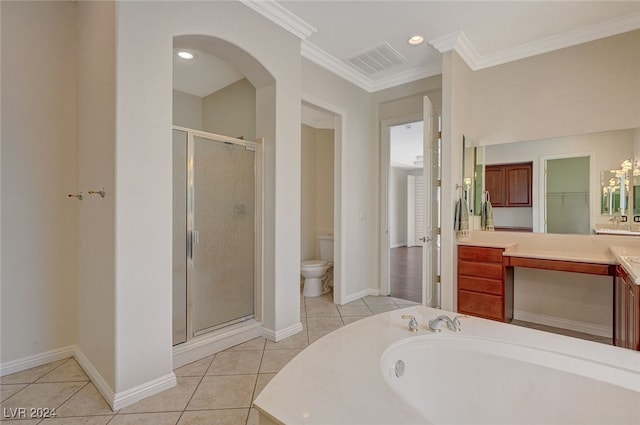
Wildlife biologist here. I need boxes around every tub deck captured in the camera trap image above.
[254,306,640,425]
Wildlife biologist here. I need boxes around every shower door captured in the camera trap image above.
[173,128,257,344]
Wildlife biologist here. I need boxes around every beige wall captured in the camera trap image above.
[1,1,78,365]
[75,0,117,388]
[172,89,203,130]
[203,78,256,140]
[471,30,640,145]
[301,124,334,261]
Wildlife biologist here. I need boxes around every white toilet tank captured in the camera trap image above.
[318,235,334,262]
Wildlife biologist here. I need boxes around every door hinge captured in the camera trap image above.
[436,275,441,283]
[437,227,441,235]
[436,179,441,187]
[438,131,442,139]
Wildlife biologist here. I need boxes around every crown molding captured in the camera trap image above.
[477,11,640,69]
[239,0,316,40]
[431,12,640,70]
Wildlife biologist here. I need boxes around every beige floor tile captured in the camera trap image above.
[174,356,214,377]
[306,317,343,333]
[0,384,26,402]
[369,305,400,314]
[177,409,249,425]
[56,383,114,417]
[391,297,419,306]
[341,316,367,326]
[308,330,333,344]
[1,382,85,412]
[186,375,256,410]
[119,377,200,414]
[206,351,262,376]
[0,420,40,425]
[265,331,308,350]
[246,408,260,425]
[40,416,114,425]
[259,350,301,374]
[337,305,372,317]
[0,359,68,385]
[108,412,181,425]
[304,303,339,317]
[342,299,366,306]
[362,296,396,306]
[38,359,89,383]
[225,337,266,352]
[252,373,276,402]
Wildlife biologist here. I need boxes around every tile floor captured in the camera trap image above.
[0,294,417,425]
[0,294,611,425]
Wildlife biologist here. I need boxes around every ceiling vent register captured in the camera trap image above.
[344,42,407,75]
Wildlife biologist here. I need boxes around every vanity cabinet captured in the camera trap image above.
[485,162,532,208]
[614,265,640,350]
[457,245,513,322]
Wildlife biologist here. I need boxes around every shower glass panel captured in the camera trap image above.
[191,136,255,335]
[172,129,188,345]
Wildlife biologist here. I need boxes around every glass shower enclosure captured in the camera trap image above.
[173,127,259,345]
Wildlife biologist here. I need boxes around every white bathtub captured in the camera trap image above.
[255,306,640,425]
[382,335,640,424]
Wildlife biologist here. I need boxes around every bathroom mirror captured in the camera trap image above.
[462,136,484,216]
[472,127,639,233]
[600,167,629,216]
[633,161,640,216]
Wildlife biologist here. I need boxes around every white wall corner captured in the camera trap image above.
[75,346,175,411]
[262,321,303,342]
[341,288,380,305]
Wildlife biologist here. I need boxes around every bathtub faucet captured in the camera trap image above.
[428,315,462,332]
[401,315,419,333]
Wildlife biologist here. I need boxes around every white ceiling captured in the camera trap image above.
[174,1,640,162]
[176,1,640,96]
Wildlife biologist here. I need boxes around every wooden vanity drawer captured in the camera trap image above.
[458,260,503,280]
[459,246,504,263]
[458,290,504,321]
[458,275,503,296]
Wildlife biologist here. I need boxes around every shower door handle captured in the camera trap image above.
[190,230,200,259]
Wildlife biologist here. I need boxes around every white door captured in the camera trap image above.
[421,97,439,307]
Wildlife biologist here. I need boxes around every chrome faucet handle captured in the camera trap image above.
[401,315,419,333]
[427,316,444,333]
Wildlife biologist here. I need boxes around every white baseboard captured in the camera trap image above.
[262,321,303,342]
[112,372,176,411]
[514,310,611,338]
[73,347,116,409]
[173,320,263,369]
[0,345,75,377]
[390,243,407,249]
[341,288,379,305]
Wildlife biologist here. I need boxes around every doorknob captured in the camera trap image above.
[419,236,433,242]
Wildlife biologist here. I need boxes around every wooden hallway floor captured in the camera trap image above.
[390,246,422,303]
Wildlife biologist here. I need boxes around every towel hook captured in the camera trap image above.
[88,188,106,198]
[68,192,83,201]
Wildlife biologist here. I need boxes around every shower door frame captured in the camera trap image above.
[174,126,263,343]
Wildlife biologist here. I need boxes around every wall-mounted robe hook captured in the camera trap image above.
[88,188,106,198]
[68,192,83,200]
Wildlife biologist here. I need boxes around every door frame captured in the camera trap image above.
[380,112,423,298]
[301,95,346,305]
[538,152,593,233]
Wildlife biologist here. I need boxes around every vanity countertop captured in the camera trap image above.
[457,231,640,283]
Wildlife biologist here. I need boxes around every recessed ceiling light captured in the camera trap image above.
[176,50,196,60]
[408,35,424,46]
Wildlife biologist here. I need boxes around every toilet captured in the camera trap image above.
[300,235,334,297]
